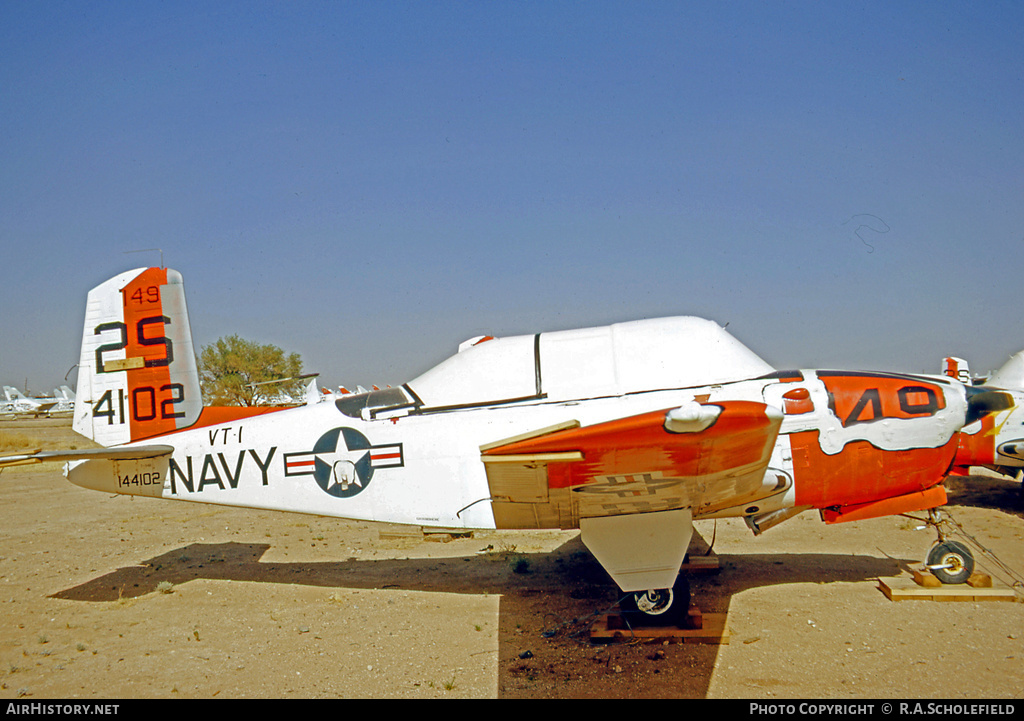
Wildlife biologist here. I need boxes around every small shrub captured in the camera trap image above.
[511,556,531,574]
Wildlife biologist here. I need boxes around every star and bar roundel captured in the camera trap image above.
[283,427,404,498]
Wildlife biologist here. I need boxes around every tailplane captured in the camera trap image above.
[73,267,202,446]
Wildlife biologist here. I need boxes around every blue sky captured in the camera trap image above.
[2,1,1023,394]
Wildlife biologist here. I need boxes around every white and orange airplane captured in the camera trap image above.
[4,267,1023,624]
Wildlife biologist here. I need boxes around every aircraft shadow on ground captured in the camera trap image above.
[48,534,915,698]
[945,475,1024,519]
[48,535,911,604]
[50,539,582,602]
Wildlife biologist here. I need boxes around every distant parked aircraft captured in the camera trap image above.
[2,386,62,417]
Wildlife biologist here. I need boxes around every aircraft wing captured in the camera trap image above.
[0,445,174,468]
[481,400,784,529]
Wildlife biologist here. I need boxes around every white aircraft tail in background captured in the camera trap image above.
[955,350,1024,479]
[942,356,972,385]
[988,351,1024,391]
[51,386,76,413]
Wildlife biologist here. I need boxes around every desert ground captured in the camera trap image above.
[1,417,1022,699]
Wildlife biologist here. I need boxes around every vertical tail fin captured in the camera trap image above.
[988,351,1024,391]
[942,356,971,384]
[4,387,25,401]
[73,267,202,446]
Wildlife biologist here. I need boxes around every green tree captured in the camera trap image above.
[198,335,305,406]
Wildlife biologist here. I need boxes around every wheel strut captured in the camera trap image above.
[926,508,946,543]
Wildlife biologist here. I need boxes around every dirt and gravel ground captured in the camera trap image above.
[1,417,1022,699]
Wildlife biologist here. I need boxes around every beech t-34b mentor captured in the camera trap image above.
[4,267,1023,624]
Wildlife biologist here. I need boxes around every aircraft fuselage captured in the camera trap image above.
[67,368,968,533]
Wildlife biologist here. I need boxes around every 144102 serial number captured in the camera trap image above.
[118,472,162,488]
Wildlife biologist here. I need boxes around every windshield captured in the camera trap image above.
[335,386,416,418]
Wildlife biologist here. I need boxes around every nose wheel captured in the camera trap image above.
[922,509,975,585]
[926,539,975,584]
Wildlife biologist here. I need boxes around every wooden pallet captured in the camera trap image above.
[681,554,720,574]
[590,606,730,644]
[878,571,1019,603]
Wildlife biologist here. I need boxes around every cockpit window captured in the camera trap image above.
[335,386,415,418]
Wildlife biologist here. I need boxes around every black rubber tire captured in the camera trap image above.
[619,575,691,627]
[927,540,975,585]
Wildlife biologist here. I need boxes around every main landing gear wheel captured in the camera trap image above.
[619,575,691,627]
[927,540,975,585]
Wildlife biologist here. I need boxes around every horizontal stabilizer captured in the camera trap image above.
[0,445,174,468]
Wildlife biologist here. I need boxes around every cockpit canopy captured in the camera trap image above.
[336,317,773,418]
[401,316,773,411]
